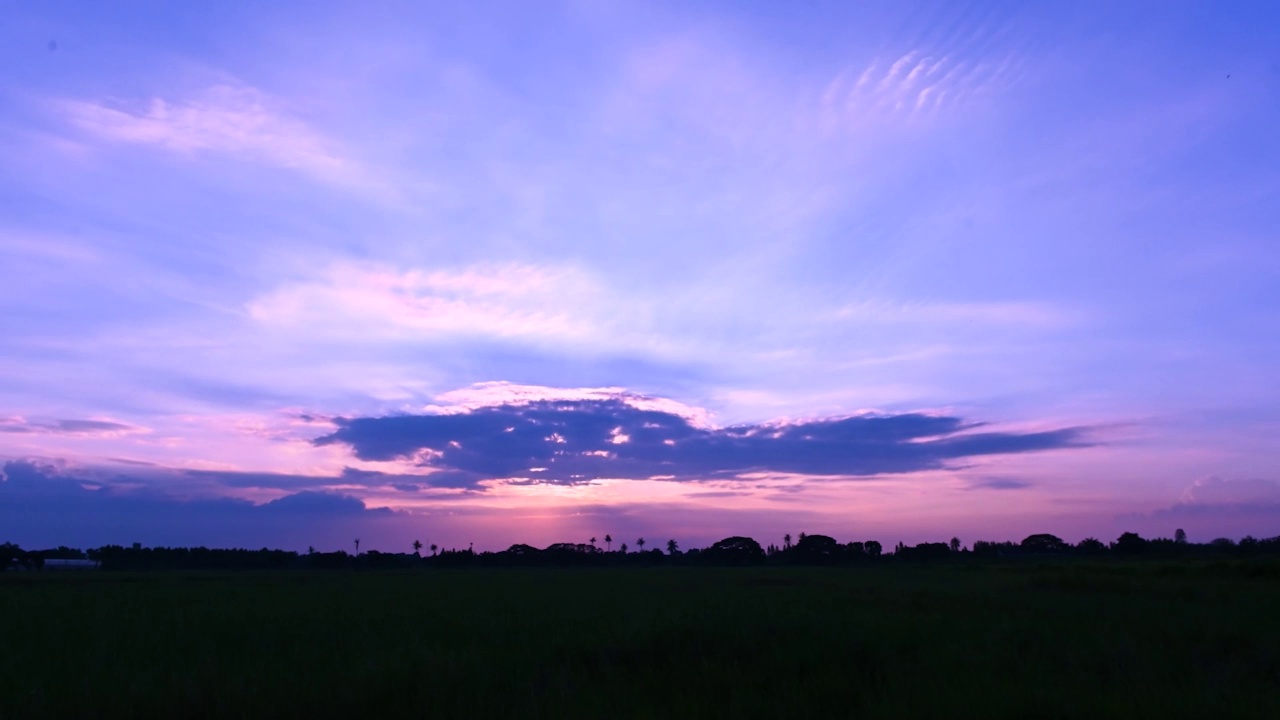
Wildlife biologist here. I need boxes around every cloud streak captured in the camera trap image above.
[246,262,606,345]
[56,84,388,197]
[0,416,140,436]
[967,478,1033,491]
[820,46,1021,129]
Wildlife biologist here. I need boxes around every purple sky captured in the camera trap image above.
[3,1,1279,552]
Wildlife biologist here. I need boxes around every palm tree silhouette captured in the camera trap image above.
[354,538,360,556]
[636,538,646,553]
[605,534,613,552]
[430,543,438,557]
[620,542,628,554]
[413,540,423,556]
[590,536,597,549]
[667,539,678,555]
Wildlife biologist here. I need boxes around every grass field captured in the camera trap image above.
[3,560,1279,719]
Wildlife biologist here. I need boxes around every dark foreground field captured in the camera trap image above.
[3,561,1279,719]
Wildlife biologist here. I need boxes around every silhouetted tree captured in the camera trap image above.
[1021,533,1068,553]
[973,540,1016,557]
[590,536,597,549]
[1076,537,1106,554]
[794,534,840,563]
[1174,528,1187,545]
[784,533,792,550]
[898,542,951,560]
[605,534,613,552]
[704,536,765,564]
[0,542,20,571]
[1112,532,1148,554]
[29,520,1280,574]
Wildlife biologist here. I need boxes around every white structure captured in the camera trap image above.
[43,559,100,570]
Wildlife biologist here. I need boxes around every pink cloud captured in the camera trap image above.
[1181,476,1280,505]
[56,84,391,198]
[820,41,1025,130]
[246,261,604,344]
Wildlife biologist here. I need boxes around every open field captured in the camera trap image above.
[3,561,1280,719]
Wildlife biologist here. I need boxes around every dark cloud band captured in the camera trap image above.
[315,399,1088,485]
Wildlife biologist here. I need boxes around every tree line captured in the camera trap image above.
[4,529,1280,572]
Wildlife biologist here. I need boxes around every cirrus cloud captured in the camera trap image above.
[0,416,141,436]
[246,261,605,345]
[55,83,392,199]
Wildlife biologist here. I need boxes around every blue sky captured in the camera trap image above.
[2,1,1279,551]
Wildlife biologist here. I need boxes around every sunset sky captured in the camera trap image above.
[3,1,1279,552]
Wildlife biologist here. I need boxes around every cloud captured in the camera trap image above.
[175,466,461,493]
[430,382,712,425]
[315,392,1089,484]
[246,261,609,346]
[0,461,396,549]
[967,478,1032,491]
[1133,478,1280,540]
[258,490,380,516]
[177,468,340,491]
[834,300,1076,329]
[1180,477,1280,505]
[57,84,383,195]
[0,416,140,436]
[820,47,1021,129]
[1144,500,1280,542]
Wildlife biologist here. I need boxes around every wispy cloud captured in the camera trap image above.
[1179,476,1280,506]
[835,299,1076,329]
[430,382,714,426]
[1133,477,1280,541]
[967,478,1033,491]
[56,84,386,196]
[246,261,608,345]
[820,46,1022,129]
[0,416,141,437]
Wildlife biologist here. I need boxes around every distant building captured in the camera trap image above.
[43,559,100,570]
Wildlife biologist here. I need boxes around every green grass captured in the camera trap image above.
[3,561,1279,718]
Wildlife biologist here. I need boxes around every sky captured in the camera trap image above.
[2,1,1279,553]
